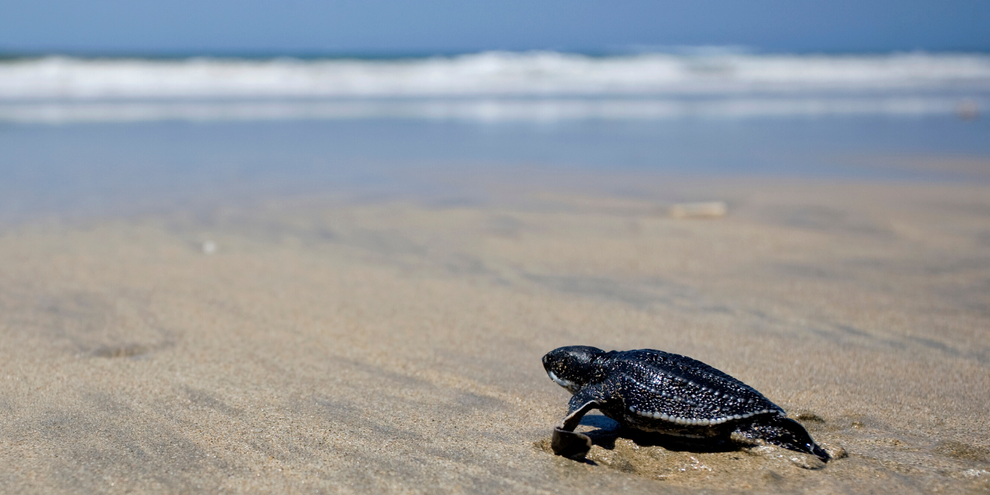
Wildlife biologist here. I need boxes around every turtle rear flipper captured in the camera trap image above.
[735,415,831,463]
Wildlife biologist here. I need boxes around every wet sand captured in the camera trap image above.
[1,174,988,493]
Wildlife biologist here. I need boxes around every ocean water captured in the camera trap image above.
[2,51,989,123]
[1,51,989,224]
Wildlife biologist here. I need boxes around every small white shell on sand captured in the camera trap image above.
[202,240,217,255]
[668,201,727,219]
[789,454,827,470]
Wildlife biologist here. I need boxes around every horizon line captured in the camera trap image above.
[3,46,990,61]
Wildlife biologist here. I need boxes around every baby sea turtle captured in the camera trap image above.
[543,346,830,462]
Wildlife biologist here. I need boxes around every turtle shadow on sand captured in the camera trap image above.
[575,414,739,455]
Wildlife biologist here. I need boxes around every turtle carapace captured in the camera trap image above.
[543,346,830,462]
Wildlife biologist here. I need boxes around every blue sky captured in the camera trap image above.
[1,0,988,55]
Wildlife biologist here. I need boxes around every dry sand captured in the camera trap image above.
[1,174,989,493]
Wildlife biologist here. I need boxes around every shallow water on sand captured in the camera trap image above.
[2,115,989,224]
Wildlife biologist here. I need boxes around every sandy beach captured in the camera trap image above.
[1,172,989,493]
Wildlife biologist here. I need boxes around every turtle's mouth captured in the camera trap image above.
[547,370,577,392]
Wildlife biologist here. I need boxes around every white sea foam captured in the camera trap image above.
[0,51,988,122]
[1,96,980,124]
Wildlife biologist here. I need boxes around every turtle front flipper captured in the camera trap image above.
[735,415,831,463]
[551,400,599,458]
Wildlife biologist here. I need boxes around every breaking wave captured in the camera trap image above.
[1,51,988,122]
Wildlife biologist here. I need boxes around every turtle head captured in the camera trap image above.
[542,346,606,394]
